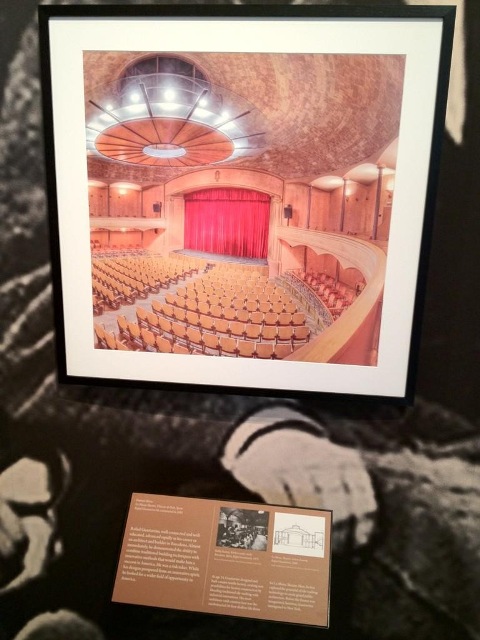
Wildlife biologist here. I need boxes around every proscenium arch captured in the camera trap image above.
[164,167,284,200]
[163,168,285,263]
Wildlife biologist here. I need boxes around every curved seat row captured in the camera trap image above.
[151,301,306,330]
[94,257,190,287]
[95,321,301,360]
[164,292,298,317]
[289,270,358,319]
[203,264,268,279]
[134,306,310,346]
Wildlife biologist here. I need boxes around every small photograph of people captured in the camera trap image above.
[216,508,269,551]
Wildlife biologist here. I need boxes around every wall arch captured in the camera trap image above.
[165,167,284,199]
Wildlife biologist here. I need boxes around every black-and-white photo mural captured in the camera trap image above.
[1,2,478,640]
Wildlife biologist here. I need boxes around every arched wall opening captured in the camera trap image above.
[161,168,284,262]
[304,248,365,290]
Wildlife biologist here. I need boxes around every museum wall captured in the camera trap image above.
[1,2,479,640]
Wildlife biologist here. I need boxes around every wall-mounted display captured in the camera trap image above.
[38,4,455,401]
[113,493,332,627]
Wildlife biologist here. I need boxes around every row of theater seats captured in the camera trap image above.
[181,278,280,293]
[175,268,298,315]
[177,280,293,300]
[92,255,201,310]
[94,256,195,288]
[92,274,147,310]
[90,211,152,218]
[130,316,304,357]
[92,257,312,358]
[150,301,308,334]
[92,255,280,317]
[92,247,150,258]
[296,270,359,319]
[203,262,269,276]
[94,319,303,360]
[91,240,143,251]
[113,255,200,280]
[202,270,269,285]
[141,304,310,342]
[163,292,299,319]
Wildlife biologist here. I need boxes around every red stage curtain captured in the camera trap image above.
[184,188,270,259]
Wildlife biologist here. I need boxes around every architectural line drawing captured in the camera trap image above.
[274,523,324,550]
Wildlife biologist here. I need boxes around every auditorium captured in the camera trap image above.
[87,50,404,366]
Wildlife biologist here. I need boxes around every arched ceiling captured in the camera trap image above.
[84,51,405,186]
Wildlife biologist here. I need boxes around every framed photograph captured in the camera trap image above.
[38,4,455,401]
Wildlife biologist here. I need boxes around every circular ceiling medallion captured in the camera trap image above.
[143,143,186,159]
[94,117,235,167]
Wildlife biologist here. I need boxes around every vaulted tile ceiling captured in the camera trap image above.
[84,51,404,186]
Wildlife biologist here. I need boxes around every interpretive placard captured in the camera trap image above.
[112,493,332,628]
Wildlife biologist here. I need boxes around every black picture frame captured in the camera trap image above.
[38,4,455,402]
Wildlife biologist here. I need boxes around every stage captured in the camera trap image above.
[174,249,268,268]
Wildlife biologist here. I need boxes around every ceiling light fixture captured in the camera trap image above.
[85,56,267,168]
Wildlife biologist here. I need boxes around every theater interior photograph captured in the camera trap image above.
[87,50,403,367]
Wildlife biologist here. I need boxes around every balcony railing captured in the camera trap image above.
[275,227,386,364]
[281,271,334,327]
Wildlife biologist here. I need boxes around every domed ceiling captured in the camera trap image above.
[84,51,405,185]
